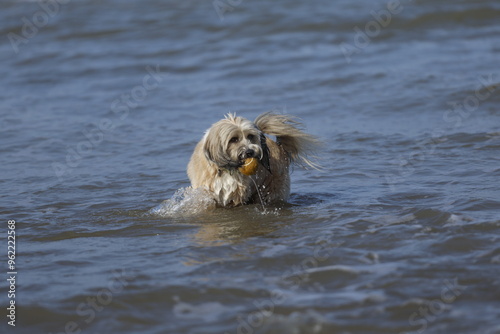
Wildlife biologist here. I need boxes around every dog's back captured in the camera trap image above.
[254,113,321,170]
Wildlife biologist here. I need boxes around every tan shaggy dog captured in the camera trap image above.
[187,112,320,207]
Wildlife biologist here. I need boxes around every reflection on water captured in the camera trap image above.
[191,208,288,247]
[151,187,296,247]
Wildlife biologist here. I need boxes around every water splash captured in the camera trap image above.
[250,177,266,211]
[149,187,216,217]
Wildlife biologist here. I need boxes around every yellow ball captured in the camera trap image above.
[239,158,258,176]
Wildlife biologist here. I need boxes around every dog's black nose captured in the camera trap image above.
[245,149,255,158]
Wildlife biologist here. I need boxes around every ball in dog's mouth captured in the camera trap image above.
[238,158,258,176]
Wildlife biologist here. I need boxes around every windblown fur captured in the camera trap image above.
[187,112,320,207]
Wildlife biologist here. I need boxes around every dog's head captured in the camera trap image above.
[203,113,269,171]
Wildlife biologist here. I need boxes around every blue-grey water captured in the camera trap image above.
[1,0,500,333]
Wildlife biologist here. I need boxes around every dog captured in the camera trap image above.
[187,112,320,207]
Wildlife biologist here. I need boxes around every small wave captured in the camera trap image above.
[149,187,216,217]
[257,309,324,334]
[172,298,232,321]
[149,187,291,218]
[401,7,500,30]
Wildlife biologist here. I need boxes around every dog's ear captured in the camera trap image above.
[203,132,234,168]
[260,133,271,173]
[203,133,216,164]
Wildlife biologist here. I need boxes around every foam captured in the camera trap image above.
[149,187,216,217]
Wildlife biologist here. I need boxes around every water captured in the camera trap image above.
[1,0,500,333]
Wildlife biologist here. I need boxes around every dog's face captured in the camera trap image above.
[203,114,263,169]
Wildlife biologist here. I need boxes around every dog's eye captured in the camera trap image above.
[247,134,255,141]
[229,137,239,144]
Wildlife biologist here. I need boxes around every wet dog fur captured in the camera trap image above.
[187,112,320,207]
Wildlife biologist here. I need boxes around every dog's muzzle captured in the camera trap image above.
[239,148,256,161]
